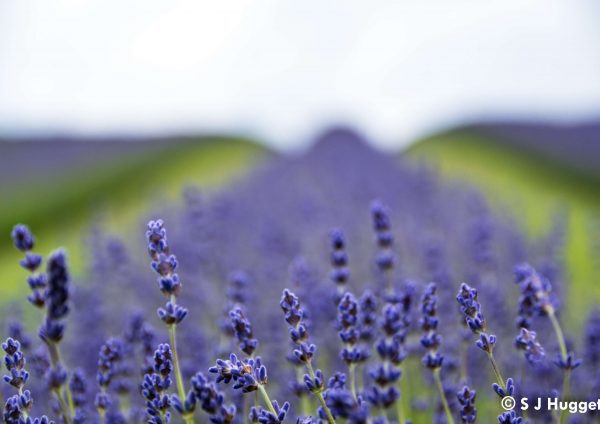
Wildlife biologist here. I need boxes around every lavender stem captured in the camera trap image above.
[433,368,455,424]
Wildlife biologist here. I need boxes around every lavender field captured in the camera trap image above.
[2,128,599,424]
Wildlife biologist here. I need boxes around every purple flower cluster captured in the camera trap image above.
[4,133,595,423]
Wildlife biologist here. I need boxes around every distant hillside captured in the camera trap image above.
[406,125,600,330]
[464,120,600,179]
[0,136,270,299]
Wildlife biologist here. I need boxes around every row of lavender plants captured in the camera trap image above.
[1,130,597,423]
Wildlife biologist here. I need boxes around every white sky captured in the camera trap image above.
[1,0,599,149]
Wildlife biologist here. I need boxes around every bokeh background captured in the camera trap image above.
[1,0,599,328]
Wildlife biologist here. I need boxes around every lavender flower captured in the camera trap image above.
[497,411,522,424]
[3,338,29,391]
[209,353,267,393]
[229,307,258,356]
[11,224,35,252]
[249,400,290,424]
[96,338,124,419]
[12,225,46,308]
[330,229,349,296]
[421,283,443,369]
[366,302,405,413]
[456,386,477,423]
[280,289,336,424]
[141,344,173,424]
[39,250,70,344]
[146,220,195,423]
[2,337,53,424]
[146,220,188,325]
[323,373,369,424]
[70,370,88,422]
[515,328,545,364]
[337,293,364,365]
[358,290,377,344]
[190,372,236,424]
[421,283,454,424]
[370,200,395,294]
[456,283,511,398]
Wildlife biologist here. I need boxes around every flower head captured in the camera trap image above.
[11,224,35,252]
[330,229,349,293]
[515,328,545,364]
[209,353,268,393]
[141,344,173,423]
[2,338,29,390]
[229,307,258,356]
[456,386,477,423]
[39,250,70,343]
[190,372,236,424]
[421,283,443,369]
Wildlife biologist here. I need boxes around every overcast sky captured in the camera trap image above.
[1,0,599,149]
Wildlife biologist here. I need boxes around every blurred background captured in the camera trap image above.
[0,0,599,320]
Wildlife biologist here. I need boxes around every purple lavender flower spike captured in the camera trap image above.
[330,229,350,297]
[147,220,188,325]
[456,386,477,423]
[95,338,124,417]
[191,372,236,424]
[141,344,173,424]
[1,337,54,424]
[12,224,46,308]
[2,338,29,390]
[229,307,259,356]
[39,250,70,344]
[370,200,396,295]
[337,293,365,365]
[421,283,443,369]
[323,373,369,423]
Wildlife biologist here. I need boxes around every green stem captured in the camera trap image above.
[53,388,72,424]
[559,369,571,424]
[433,369,455,424]
[547,309,571,424]
[18,387,29,419]
[548,311,568,360]
[306,361,337,424]
[257,384,277,416]
[168,324,195,424]
[396,395,405,424]
[46,341,73,424]
[348,363,357,402]
[296,368,310,416]
[487,351,506,390]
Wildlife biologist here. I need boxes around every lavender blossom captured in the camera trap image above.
[421,283,454,424]
[515,328,545,364]
[190,372,236,424]
[2,338,53,424]
[456,386,477,423]
[370,200,395,294]
[330,229,349,297]
[229,307,258,356]
[279,289,336,424]
[12,225,46,308]
[95,338,124,420]
[141,344,173,424]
